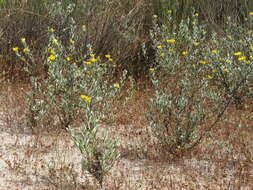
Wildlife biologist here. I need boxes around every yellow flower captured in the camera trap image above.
[21,38,26,43]
[108,58,113,62]
[48,54,56,61]
[52,39,58,45]
[211,49,218,54]
[249,12,253,16]
[113,83,120,89]
[193,42,199,46]
[149,68,155,72]
[48,28,54,33]
[69,39,75,44]
[250,56,253,60]
[157,45,163,49]
[23,48,28,53]
[234,52,242,56]
[207,75,213,79]
[238,56,246,61]
[167,10,172,14]
[194,13,199,17]
[105,54,111,59]
[66,57,72,61]
[89,57,97,63]
[80,95,91,103]
[223,68,229,73]
[166,39,176,43]
[84,61,92,65]
[90,53,95,57]
[47,47,55,54]
[192,21,196,25]
[199,60,207,65]
[181,51,188,55]
[212,69,217,73]
[12,47,19,52]
[160,53,165,57]
[249,46,253,51]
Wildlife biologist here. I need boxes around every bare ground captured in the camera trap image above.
[0,84,252,190]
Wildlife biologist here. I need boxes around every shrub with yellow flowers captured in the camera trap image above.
[146,11,253,155]
[13,28,123,187]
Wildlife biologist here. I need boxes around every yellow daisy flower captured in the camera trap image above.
[12,47,19,52]
[234,52,242,56]
[80,95,91,104]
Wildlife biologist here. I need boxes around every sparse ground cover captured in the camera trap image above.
[0,83,252,190]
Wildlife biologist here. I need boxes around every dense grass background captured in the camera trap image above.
[0,0,253,81]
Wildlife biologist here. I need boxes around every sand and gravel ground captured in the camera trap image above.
[0,84,252,190]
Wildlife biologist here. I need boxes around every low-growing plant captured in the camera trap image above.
[146,11,253,154]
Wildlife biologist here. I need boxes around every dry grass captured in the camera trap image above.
[0,82,252,190]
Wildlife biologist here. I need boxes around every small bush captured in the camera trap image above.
[146,11,253,155]
[13,26,123,186]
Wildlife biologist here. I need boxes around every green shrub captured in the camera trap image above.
[13,27,123,186]
[146,12,253,154]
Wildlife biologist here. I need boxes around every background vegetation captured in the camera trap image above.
[1,0,253,81]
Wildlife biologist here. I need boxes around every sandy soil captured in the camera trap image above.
[0,84,252,190]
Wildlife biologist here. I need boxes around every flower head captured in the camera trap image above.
[48,28,54,33]
[84,61,92,65]
[167,10,172,14]
[181,51,188,55]
[21,38,26,43]
[47,47,55,54]
[48,54,56,61]
[199,60,207,65]
[23,48,28,54]
[249,12,253,16]
[166,39,176,43]
[211,49,218,54]
[69,39,75,44]
[52,39,58,45]
[113,83,120,89]
[105,54,111,59]
[66,57,72,61]
[238,56,246,61]
[89,57,97,63]
[193,42,199,46]
[207,75,213,79]
[157,45,163,49]
[149,68,155,72]
[12,47,19,52]
[80,95,91,104]
[234,52,242,56]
